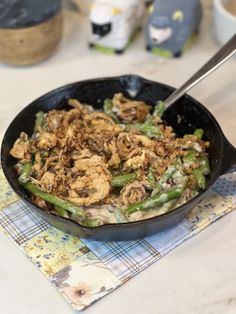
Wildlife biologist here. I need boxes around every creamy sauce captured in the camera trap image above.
[193,143,202,153]
[224,0,236,16]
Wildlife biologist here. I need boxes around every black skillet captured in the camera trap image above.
[1,74,236,240]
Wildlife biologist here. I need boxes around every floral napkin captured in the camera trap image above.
[0,163,235,311]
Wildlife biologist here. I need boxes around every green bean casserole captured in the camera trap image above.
[10,93,210,227]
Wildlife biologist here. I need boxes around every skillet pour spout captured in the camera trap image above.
[1,75,236,241]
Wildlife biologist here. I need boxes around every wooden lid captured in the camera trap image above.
[0,0,61,29]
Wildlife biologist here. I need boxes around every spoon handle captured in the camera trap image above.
[164,34,236,109]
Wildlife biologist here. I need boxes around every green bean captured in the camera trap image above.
[194,128,204,140]
[19,162,33,183]
[123,100,165,138]
[183,150,210,176]
[81,218,103,227]
[19,181,84,218]
[193,168,206,189]
[18,112,41,182]
[127,123,161,138]
[103,98,113,114]
[33,111,45,134]
[20,110,41,182]
[183,151,197,164]
[147,166,156,186]
[103,99,119,122]
[54,206,69,218]
[114,208,128,223]
[153,101,166,118]
[151,165,177,196]
[145,114,154,124]
[182,149,209,189]
[112,172,137,188]
[182,148,209,187]
[199,155,210,175]
[154,199,179,216]
[124,186,182,216]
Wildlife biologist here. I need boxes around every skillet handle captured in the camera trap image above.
[221,137,236,174]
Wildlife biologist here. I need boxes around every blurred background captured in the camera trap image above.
[0,1,236,314]
[0,0,235,138]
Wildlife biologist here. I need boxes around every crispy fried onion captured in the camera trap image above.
[116,133,154,160]
[112,93,150,122]
[36,131,57,150]
[121,181,147,205]
[124,148,157,171]
[104,139,121,169]
[67,155,111,206]
[10,132,31,163]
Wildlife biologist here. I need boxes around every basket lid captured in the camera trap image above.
[0,0,61,29]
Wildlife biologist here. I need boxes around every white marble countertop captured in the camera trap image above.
[0,2,236,314]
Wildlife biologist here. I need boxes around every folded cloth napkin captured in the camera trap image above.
[0,164,235,311]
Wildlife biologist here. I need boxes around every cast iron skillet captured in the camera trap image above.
[1,75,236,241]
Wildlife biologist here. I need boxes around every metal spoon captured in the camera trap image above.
[164,34,236,109]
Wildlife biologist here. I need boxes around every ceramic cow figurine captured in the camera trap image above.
[146,0,202,57]
[89,0,145,54]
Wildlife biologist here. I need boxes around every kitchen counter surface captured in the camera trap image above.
[0,2,236,314]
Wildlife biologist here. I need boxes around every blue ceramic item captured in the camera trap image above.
[146,0,202,57]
